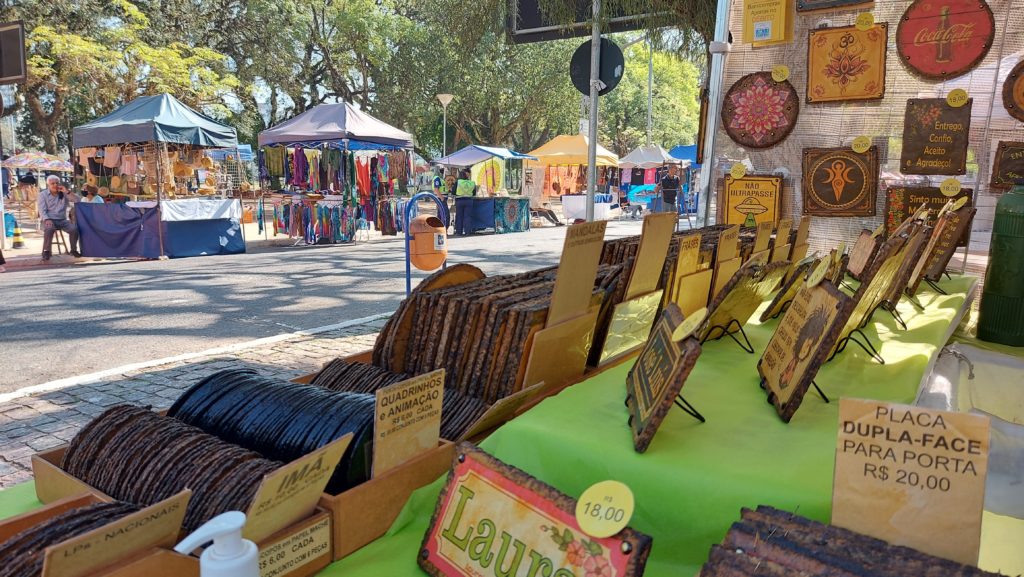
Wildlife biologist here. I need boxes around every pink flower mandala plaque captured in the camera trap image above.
[722,72,799,149]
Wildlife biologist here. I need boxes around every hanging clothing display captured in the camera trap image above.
[263,147,286,177]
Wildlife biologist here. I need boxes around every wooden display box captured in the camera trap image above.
[0,493,197,577]
[30,448,333,577]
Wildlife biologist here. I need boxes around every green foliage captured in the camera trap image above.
[599,44,700,155]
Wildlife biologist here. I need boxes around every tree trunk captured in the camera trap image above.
[25,88,62,154]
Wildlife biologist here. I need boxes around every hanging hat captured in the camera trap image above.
[86,172,97,186]
[204,175,216,187]
[197,185,216,195]
[240,182,252,192]
[99,186,110,197]
[201,156,214,169]
[174,162,192,177]
[145,182,157,195]
[110,175,122,190]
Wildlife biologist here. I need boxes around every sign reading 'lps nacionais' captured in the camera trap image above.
[420,443,652,577]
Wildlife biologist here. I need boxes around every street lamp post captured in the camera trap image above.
[436,94,454,157]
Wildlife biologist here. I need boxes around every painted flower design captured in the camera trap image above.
[728,76,791,145]
[584,555,613,577]
[824,35,870,93]
[566,541,588,566]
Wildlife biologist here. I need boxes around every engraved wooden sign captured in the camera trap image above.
[802,146,878,216]
[807,24,888,104]
[900,99,971,175]
[723,175,782,226]
[925,207,976,281]
[1003,60,1024,123]
[419,444,653,577]
[626,304,703,453]
[759,282,852,422]
[884,185,972,245]
[703,261,791,341]
[847,229,880,282]
[896,0,995,81]
[990,141,1024,189]
[722,72,799,149]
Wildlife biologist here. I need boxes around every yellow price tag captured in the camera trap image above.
[855,12,875,31]
[672,307,707,341]
[851,136,871,154]
[947,89,969,108]
[771,65,790,83]
[575,481,635,539]
[730,163,747,179]
[951,196,969,212]
[940,178,961,196]
[806,258,830,288]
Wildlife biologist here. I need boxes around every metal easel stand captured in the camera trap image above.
[674,395,706,422]
[811,381,830,403]
[701,318,754,354]
[404,191,449,296]
[829,328,885,365]
[766,299,793,321]
[924,278,948,295]
[882,302,908,331]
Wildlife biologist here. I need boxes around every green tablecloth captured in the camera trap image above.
[2,275,1020,575]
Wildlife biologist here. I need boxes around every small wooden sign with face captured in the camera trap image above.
[806,24,888,104]
[802,146,878,216]
[900,99,972,175]
[759,281,851,422]
[626,304,703,453]
[990,141,1024,189]
[420,443,653,577]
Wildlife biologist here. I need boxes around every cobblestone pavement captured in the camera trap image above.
[0,317,387,489]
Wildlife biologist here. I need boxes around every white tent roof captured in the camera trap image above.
[258,102,413,148]
[434,145,536,167]
[618,145,688,169]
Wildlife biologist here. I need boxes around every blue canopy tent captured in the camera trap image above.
[668,144,701,168]
[71,93,245,259]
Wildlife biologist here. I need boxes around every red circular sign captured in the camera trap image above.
[896,0,995,80]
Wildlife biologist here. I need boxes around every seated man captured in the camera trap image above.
[532,203,564,226]
[38,175,81,260]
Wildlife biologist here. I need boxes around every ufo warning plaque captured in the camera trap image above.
[802,146,878,217]
[723,174,782,226]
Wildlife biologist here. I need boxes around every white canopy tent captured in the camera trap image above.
[618,145,689,169]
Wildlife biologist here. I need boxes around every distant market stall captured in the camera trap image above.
[620,144,695,215]
[257,102,416,243]
[71,93,247,259]
[433,145,536,235]
[526,134,619,221]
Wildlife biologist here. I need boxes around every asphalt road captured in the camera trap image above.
[0,221,647,391]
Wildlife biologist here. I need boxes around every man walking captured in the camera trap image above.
[38,175,80,261]
[655,164,682,216]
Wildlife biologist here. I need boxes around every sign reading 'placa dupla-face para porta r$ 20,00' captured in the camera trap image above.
[419,444,652,577]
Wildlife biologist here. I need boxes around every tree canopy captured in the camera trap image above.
[0,0,705,157]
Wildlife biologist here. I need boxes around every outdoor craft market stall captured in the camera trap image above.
[619,144,694,216]
[434,145,537,235]
[258,102,416,243]
[70,93,247,259]
[526,133,619,221]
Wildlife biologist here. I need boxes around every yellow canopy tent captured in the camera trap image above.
[525,134,619,167]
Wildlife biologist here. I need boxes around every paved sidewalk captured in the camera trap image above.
[0,316,388,489]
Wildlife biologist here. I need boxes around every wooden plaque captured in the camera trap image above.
[722,72,799,149]
[760,259,814,322]
[1003,60,1024,123]
[759,282,852,422]
[883,227,930,307]
[900,99,971,175]
[847,229,880,281]
[626,304,703,453]
[723,175,782,226]
[990,141,1024,189]
[420,443,653,577]
[797,0,870,11]
[802,146,878,216]
[925,207,976,281]
[807,24,888,104]
[833,235,906,348]
[896,0,995,81]
[833,399,990,564]
[884,185,972,244]
[703,261,791,341]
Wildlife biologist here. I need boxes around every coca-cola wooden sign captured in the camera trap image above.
[896,0,995,80]
[1002,60,1024,123]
